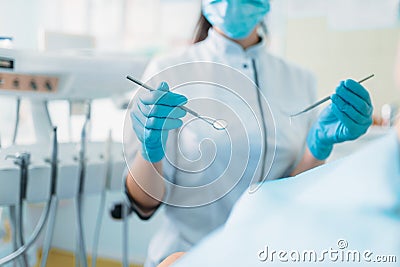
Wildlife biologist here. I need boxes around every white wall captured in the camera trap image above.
[0,0,200,52]
[0,0,41,49]
[285,17,400,114]
[281,0,400,113]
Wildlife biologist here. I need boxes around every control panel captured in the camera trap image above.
[0,72,59,93]
[0,48,149,100]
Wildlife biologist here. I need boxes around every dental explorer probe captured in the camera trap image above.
[40,127,59,267]
[126,76,228,130]
[290,74,375,117]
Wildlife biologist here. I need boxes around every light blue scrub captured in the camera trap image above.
[173,130,400,266]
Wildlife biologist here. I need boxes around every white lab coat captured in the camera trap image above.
[124,28,317,267]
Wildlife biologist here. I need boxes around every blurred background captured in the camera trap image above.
[0,0,399,266]
[0,0,399,144]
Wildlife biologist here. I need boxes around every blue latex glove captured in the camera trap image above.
[307,79,373,160]
[130,82,187,162]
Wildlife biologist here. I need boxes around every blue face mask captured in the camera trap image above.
[202,0,270,39]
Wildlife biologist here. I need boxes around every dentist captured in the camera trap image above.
[125,1,373,266]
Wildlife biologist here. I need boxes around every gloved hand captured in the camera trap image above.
[130,82,187,162]
[307,79,373,160]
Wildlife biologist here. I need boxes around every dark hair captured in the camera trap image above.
[192,13,212,44]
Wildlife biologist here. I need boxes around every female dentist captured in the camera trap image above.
[124,1,373,266]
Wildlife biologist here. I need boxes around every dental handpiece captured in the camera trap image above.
[1,130,58,266]
[75,111,89,267]
[0,199,52,266]
[126,76,228,130]
[5,152,31,267]
[50,126,58,195]
[91,130,113,267]
[40,126,59,267]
